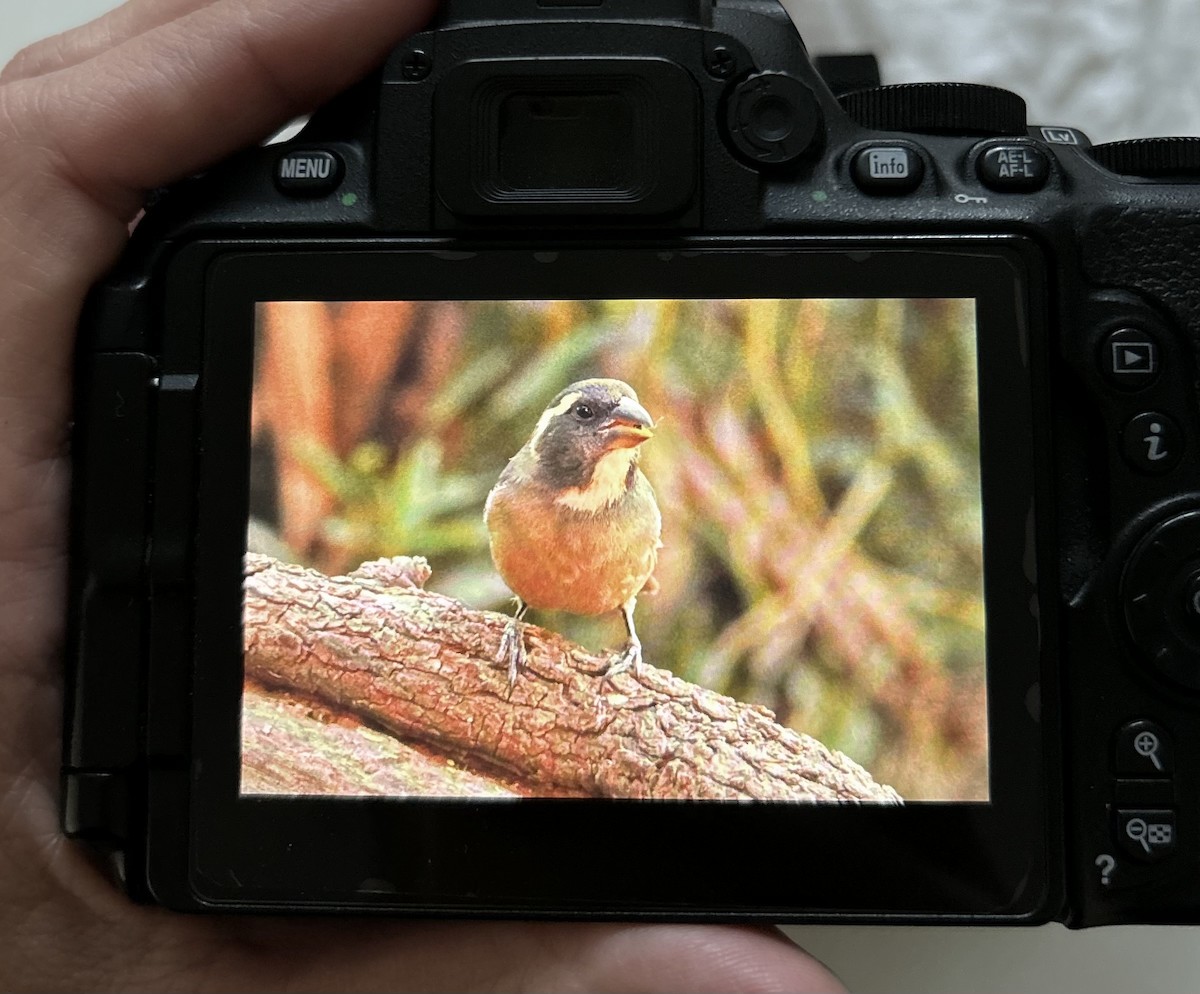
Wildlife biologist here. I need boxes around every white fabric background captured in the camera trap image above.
[788,0,1200,142]
[4,2,1200,992]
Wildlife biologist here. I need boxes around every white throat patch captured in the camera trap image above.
[556,447,638,513]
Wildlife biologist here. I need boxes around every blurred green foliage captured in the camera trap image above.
[256,296,987,801]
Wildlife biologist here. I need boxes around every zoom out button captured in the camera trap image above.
[1116,809,1176,863]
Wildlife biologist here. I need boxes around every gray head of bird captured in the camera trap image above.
[527,378,656,493]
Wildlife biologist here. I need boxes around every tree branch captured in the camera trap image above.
[244,554,902,803]
[241,683,536,797]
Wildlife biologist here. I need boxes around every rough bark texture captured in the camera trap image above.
[244,554,902,803]
[241,683,531,798]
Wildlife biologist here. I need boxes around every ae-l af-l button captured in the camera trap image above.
[977,143,1050,191]
[974,142,1051,190]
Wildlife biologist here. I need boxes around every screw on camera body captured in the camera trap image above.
[706,46,738,79]
[401,50,432,81]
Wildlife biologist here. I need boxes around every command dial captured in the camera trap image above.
[840,82,1027,136]
[1089,137,1200,179]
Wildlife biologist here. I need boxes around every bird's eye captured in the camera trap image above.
[574,404,595,420]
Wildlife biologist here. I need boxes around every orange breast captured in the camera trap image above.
[485,476,660,616]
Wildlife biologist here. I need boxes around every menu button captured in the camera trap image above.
[276,150,344,197]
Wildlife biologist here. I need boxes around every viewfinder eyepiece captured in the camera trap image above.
[434,59,698,217]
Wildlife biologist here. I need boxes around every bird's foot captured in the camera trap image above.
[497,616,527,689]
[601,638,643,689]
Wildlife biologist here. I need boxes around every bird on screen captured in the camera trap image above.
[484,378,662,688]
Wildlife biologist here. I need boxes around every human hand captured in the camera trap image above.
[0,1,842,989]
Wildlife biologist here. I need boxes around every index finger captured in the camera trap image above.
[2,0,439,218]
[0,0,217,84]
[0,0,439,462]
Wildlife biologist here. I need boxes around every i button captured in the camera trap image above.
[1122,412,1183,474]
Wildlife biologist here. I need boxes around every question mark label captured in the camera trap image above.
[1095,853,1116,887]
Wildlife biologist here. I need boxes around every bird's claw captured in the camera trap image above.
[601,638,643,689]
[497,617,527,689]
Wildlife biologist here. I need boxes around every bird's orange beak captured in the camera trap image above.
[601,397,655,450]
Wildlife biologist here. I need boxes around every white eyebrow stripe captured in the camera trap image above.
[529,391,582,451]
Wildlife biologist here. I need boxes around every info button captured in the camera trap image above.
[851,144,925,194]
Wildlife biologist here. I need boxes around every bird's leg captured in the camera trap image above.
[497,598,529,689]
[602,597,643,686]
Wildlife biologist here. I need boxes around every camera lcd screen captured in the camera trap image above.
[183,245,1047,916]
[242,295,988,806]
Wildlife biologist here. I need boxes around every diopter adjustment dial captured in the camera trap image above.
[839,82,1027,136]
[1089,137,1200,179]
[724,71,823,166]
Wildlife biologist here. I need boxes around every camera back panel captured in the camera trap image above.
[63,0,1200,926]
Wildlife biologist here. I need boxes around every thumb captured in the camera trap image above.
[0,0,438,529]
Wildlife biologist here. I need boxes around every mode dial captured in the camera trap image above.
[840,82,1027,137]
[1089,137,1200,179]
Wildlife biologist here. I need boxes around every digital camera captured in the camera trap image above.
[65,0,1200,927]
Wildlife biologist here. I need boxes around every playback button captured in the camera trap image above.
[1102,327,1160,390]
